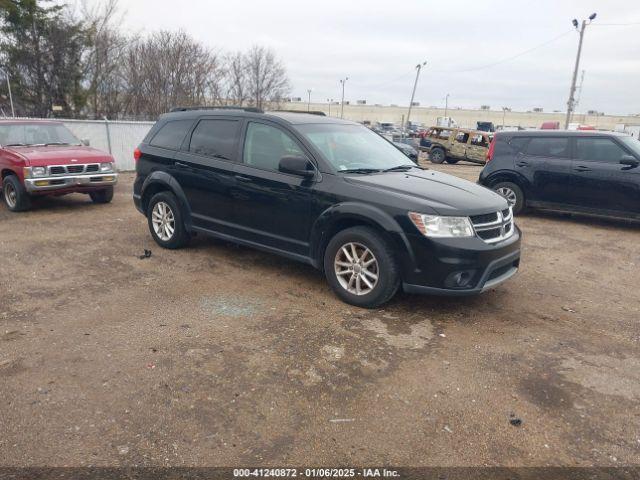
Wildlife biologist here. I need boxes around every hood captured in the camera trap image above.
[6,145,113,167]
[345,168,508,215]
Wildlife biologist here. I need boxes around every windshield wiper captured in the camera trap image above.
[338,168,382,174]
[44,142,73,146]
[383,165,417,172]
[5,143,29,147]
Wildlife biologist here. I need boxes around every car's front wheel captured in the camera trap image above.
[147,191,190,249]
[2,175,31,212]
[324,226,400,308]
[429,147,446,164]
[493,181,525,214]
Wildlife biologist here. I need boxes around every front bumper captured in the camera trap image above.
[400,226,521,296]
[24,173,118,193]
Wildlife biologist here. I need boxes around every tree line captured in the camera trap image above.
[0,0,291,119]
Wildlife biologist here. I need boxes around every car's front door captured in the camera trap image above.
[231,121,317,258]
[172,117,242,235]
[519,136,573,205]
[571,136,640,216]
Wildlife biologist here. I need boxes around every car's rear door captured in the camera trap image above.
[231,120,317,257]
[466,133,490,163]
[172,116,242,235]
[449,131,468,159]
[519,136,573,205]
[571,136,640,216]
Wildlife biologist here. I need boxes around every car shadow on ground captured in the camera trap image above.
[518,209,640,231]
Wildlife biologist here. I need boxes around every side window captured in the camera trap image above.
[149,120,193,150]
[243,122,305,172]
[455,132,469,143]
[470,134,488,147]
[575,137,628,163]
[189,119,240,160]
[525,137,569,158]
[508,137,529,153]
[439,129,452,139]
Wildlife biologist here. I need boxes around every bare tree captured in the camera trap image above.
[244,45,290,110]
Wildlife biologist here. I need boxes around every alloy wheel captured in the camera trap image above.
[496,187,517,206]
[334,242,379,296]
[151,201,175,241]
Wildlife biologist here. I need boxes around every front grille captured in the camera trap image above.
[471,208,514,244]
[47,164,100,176]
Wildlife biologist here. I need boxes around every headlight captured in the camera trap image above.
[408,212,474,238]
[31,167,47,177]
[100,162,113,172]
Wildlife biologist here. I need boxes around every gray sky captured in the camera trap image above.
[115,0,640,114]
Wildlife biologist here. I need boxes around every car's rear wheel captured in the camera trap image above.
[2,175,31,212]
[445,158,460,164]
[89,186,114,204]
[147,191,190,249]
[493,181,525,214]
[324,226,400,308]
[429,147,446,164]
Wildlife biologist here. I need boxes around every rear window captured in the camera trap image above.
[508,137,529,152]
[149,120,193,150]
[525,137,569,158]
[189,119,240,161]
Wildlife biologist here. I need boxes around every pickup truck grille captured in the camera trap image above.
[47,164,100,175]
[471,208,514,244]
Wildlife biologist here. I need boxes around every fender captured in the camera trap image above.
[309,202,416,269]
[141,171,193,230]
[485,169,531,191]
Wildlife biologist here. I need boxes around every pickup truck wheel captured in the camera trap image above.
[89,186,114,204]
[445,158,460,164]
[147,191,190,249]
[2,175,31,212]
[429,147,446,164]
[493,181,525,214]
[324,226,400,308]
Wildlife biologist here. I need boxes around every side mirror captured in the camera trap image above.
[620,155,639,167]
[279,155,315,177]
[81,138,90,146]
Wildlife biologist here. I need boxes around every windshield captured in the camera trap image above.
[0,123,81,146]
[296,124,414,172]
[618,135,640,157]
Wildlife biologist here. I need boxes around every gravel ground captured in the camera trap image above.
[1,162,639,467]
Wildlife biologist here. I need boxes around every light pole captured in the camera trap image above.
[339,77,348,119]
[565,13,596,129]
[327,98,334,116]
[406,61,426,134]
[307,89,312,112]
[444,93,450,122]
[502,107,509,128]
[0,67,15,117]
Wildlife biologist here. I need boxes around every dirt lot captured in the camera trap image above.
[1,162,639,468]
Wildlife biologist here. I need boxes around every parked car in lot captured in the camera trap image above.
[422,126,492,165]
[133,107,521,307]
[480,130,640,220]
[392,141,419,163]
[0,120,118,212]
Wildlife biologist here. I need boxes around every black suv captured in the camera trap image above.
[480,130,640,220]
[133,108,521,307]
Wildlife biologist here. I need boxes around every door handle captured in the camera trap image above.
[235,175,253,183]
[574,165,591,172]
[174,161,189,169]
[516,161,529,167]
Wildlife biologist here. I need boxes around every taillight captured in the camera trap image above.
[486,138,496,162]
[133,148,141,162]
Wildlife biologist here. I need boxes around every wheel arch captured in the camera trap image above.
[140,171,193,230]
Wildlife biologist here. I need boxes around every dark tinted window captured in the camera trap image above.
[189,119,240,160]
[149,120,193,150]
[525,137,569,158]
[243,122,305,171]
[576,137,628,163]
[508,137,529,152]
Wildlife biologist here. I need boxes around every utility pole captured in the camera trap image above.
[307,89,312,112]
[339,78,348,119]
[327,98,333,116]
[444,93,450,122]
[0,67,15,117]
[502,107,509,129]
[406,61,426,133]
[565,13,596,129]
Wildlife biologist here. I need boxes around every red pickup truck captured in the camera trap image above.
[0,119,118,211]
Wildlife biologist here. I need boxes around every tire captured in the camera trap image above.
[492,181,525,214]
[147,191,190,249]
[429,147,446,164]
[323,226,400,308]
[445,158,460,164]
[2,175,31,212]
[89,186,114,204]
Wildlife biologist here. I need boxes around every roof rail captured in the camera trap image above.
[169,106,264,114]
[275,109,327,116]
